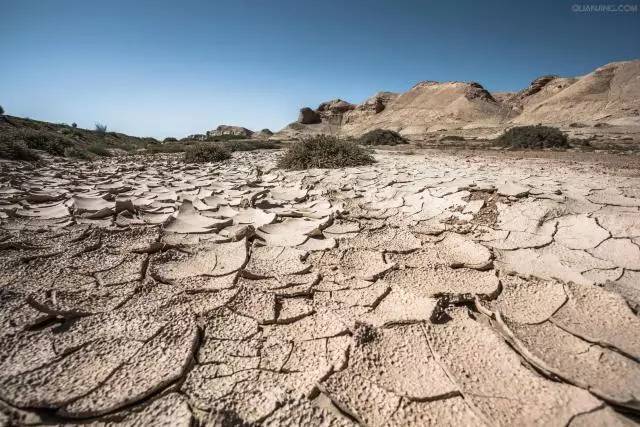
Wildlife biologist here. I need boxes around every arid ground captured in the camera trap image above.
[1,148,639,426]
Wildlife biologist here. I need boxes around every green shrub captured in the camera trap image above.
[87,142,112,157]
[497,125,568,149]
[63,146,90,159]
[357,129,407,146]
[147,142,186,154]
[0,139,39,161]
[278,135,375,170]
[184,142,231,163]
[224,139,280,151]
[3,128,74,156]
[71,122,77,128]
[207,134,248,142]
[0,105,5,115]
[163,137,178,143]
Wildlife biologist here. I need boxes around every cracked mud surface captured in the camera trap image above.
[1,150,639,426]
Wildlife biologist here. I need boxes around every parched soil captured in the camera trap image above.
[0,148,639,425]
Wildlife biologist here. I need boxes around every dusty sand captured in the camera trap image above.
[0,148,639,425]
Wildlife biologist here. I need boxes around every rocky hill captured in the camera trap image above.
[206,125,254,138]
[276,60,640,140]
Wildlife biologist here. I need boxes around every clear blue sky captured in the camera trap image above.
[1,0,638,138]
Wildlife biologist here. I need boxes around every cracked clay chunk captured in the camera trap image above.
[392,233,493,270]
[568,406,637,427]
[589,238,640,270]
[554,215,609,250]
[152,239,247,281]
[60,313,198,417]
[501,319,640,410]
[359,286,438,326]
[320,371,400,427]
[388,397,487,427]
[551,282,640,360]
[487,274,567,324]
[203,307,259,340]
[424,309,601,426]
[244,245,310,278]
[348,324,458,400]
[0,338,142,409]
[338,249,396,281]
[262,308,348,341]
[262,396,354,426]
[384,267,499,299]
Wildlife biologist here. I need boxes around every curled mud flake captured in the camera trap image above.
[486,274,567,324]
[604,269,640,311]
[424,308,601,426]
[498,317,640,410]
[164,200,233,234]
[552,282,640,360]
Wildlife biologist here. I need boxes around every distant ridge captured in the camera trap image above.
[275,60,640,140]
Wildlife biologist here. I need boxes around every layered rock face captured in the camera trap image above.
[206,125,254,138]
[276,60,640,139]
[512,60,640,126]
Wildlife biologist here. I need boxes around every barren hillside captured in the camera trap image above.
[276,60,640,140]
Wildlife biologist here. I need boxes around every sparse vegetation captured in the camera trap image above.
[3,128,75,156]
[278,135,375,170]
[147,141,185,154]
[0,117,162,160]
[0,138,40,161]
[353,322,378,345]
[184,142,232,163]
[87,142,112,157]
[497,125,569,149]
[224,139,280,151]
[63,146,91,159]
[95,123,108,134]
[207,134,249,142]
[358,129,407,146]
[163,137,178,143]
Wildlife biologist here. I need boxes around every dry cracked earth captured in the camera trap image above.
[0,149,639,426]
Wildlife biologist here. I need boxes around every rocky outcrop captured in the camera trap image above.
[298,107,321,124]
[207,125,254,138]
[317,99,355,115]
[519,75,559,98]
[254,128,274,139]
[512,60,640,126]
[464,82,497,102]
[358,92,398,114]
